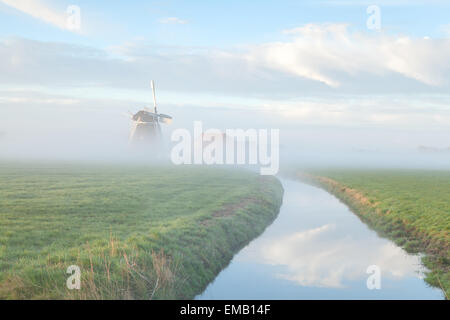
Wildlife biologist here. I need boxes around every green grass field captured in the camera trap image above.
[0,162,283,299]
[297,169,450,298]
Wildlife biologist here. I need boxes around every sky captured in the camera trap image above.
[0,0,449,165]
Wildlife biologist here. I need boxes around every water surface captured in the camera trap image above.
[197,179,443,299]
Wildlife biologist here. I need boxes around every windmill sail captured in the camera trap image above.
[151,80,157,114]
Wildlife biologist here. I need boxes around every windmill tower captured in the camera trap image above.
[128,81,172,145]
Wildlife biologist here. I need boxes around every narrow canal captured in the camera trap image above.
[197,178,443,299]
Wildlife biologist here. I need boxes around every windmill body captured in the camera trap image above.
[129,81,172,146]
[129,110,162,143]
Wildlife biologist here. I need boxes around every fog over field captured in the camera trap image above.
[1,94,449,169]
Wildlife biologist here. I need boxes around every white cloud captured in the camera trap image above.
[2,24,450,96]
[159,17,188,25]
[1,24,450,131]
[247,23,450,87]
[245,224,425,288]
[0,0,71,31]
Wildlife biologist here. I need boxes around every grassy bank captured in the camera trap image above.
[0,162,283,299]
[296,170,449,299]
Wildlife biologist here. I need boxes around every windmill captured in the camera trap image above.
[128,81,172,145]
